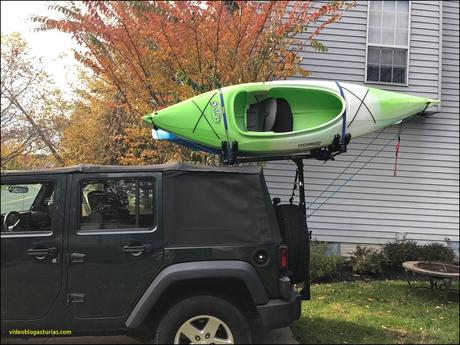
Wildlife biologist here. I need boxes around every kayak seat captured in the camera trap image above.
[272,98,293,133]
[246,97,293,133]
[246,97,277,132]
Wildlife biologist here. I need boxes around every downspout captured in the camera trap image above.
[438,1,443,112]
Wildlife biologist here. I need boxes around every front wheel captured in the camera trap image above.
[154,295,252,344]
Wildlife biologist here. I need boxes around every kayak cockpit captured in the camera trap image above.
[233,87,345,135]
[246,97,293,133]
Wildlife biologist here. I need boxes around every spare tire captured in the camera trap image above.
[275,204,309,284]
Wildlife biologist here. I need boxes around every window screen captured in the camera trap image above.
[80,178,155,230]
[366,0,409,84]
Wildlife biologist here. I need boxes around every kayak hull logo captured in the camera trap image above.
[210,100,222,124]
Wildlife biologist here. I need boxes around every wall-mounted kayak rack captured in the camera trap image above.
[220,132,352,165]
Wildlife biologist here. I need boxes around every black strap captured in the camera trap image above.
[335,81,347,152]
[289,168,299,205]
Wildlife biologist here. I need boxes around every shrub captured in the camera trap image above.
[382,241,456,272]
[418,242,455,263]
[310,242,349,283]
[382,241,420,271]
[349,246,384,275]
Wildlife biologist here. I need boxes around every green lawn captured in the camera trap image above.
[292,280,459,344]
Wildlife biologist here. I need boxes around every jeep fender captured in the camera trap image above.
[125,260,269,328]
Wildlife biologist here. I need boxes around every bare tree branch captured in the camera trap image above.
[3,88,64,165]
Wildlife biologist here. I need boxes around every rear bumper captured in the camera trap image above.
[256,292,301,329]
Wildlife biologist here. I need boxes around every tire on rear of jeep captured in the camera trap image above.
[154,295,252,344]
[275,204,308,284]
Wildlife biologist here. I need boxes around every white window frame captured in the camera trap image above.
[364,0,412,86]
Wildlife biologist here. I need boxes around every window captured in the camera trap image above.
[79,178,155,231]
[1,182,55,233]
[366,0,410,84]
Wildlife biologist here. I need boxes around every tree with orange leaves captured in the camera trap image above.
[35,1,355,165]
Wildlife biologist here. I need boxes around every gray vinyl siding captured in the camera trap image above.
[442,1,460,119]
[265,1,459,247]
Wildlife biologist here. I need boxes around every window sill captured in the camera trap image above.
[77,226,157,236]
[364,80,409,87]
[1,231,53,238]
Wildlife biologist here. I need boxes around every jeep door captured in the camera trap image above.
[67,172,163,318]
[1,174,66,320]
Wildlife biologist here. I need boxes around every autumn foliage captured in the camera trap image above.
[1,33,69,169]
[33,0,355,166]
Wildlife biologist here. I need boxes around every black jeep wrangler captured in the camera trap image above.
[1,163,309,344]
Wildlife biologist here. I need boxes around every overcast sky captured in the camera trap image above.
[1,1,80,97]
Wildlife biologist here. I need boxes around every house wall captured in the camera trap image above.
[264,1,459,255]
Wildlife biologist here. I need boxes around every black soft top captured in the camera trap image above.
[2,162,281,246]
[1,162,260,176]
[162,165,282,246]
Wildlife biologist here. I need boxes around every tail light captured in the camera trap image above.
[279,245,288,271]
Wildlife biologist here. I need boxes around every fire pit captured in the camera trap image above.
[403,261,459,291]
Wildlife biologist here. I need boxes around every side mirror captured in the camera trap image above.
[7,185,29,194]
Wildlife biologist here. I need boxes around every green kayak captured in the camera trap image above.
[144,80,439,156]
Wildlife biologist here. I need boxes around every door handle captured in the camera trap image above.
[69,253,86,263]
[27,247,57,259]
[123,244,152,256]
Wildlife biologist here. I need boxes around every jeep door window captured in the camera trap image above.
[1,182,55,233]
[79,179,154,230]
